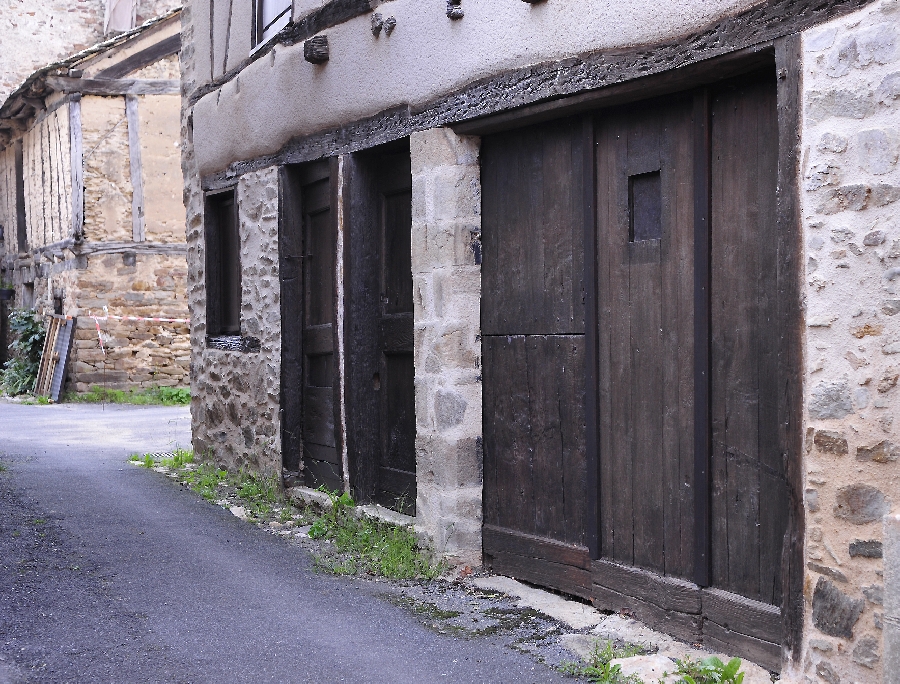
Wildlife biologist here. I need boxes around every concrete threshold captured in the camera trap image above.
[474,576,775,684]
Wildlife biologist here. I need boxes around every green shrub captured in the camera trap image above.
[1,309,45,395]
[66,385,190,405]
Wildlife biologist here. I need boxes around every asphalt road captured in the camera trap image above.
[0,402,567,683]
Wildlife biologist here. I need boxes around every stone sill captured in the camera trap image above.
[206,335,260,352]
[285,485,421,531]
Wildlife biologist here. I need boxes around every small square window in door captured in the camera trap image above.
[629,170,662,242]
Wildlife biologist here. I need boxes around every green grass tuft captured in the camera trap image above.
[559,640,644,683]
[309,489,445,580]
[66,385,190,406]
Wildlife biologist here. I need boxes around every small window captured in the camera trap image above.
[628,170,662,242]
[205,190,241,337]
[255,0,292,47]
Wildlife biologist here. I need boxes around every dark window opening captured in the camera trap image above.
[205,189,241,337]
[629,170,662,242]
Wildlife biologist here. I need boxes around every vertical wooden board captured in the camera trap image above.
[775,35,804,659]
[279,167,304,472]
[660,99,696,580]
[525,335,586,545]
[482,335,535,535]
[596,117,615,560]
[601,110,636,566]
[750,79,786,607]
[44,118,58,245]
[627,111,666,574]
[344,154,380,500]
[69,98,83,239]
[711,78,768,600]
[482,335,502,528]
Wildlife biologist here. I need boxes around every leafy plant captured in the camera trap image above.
[141,454,155,468]
[673,656,744,684]
[559,640,643,683]
[1,309,45,395]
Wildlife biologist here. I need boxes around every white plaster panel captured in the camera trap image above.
[192,0,763,175]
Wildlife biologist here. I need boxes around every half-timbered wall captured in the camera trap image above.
[21,105,72,250]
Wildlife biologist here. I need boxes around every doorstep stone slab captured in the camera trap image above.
[611,654,680,683]
[472,576,604,630]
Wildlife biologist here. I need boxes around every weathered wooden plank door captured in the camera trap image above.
[279,160,342,492]
[591,74,789,670]
[481,117,590,599]
[344,144,416,513]
[374,152,416,511]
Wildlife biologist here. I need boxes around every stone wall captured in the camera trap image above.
[797,1,900,681]
[410,128,483,567]
[68,252,189,392]
[188,167,283,475]
[0,0,181,105]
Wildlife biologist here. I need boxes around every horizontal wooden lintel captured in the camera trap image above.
[46,77,179,96]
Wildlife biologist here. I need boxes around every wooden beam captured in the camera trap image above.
[73,241,187,256]
[774,32,804,666]
[125,95,145,242]
[46,77,179,96]
[94,33,181,79]
[69,97,84,240]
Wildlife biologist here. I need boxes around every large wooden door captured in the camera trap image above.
[592,76,788,670]
[345,144,416,513]
[481,117,590,599]
[481,71,793,671]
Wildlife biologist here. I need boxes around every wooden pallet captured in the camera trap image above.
[34,315,76,402]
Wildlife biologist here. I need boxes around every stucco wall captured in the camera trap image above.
[190,0,764,176]
[796,1,900,681]
[188,167,283,474]
[138,93,184,242]
[81,95,133,243]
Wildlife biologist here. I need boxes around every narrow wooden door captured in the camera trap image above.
[344,144,416,513]
[374,152,416,511]
[280,160,342,492]
[481,117,590,599]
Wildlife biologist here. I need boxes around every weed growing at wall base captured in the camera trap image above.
[68,385,190,405]
[560,640,644,683]
[129,452,444,580]
[309,488,445,580]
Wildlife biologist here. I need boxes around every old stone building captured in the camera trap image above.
[0,7,189,393]
[181,0,900,679]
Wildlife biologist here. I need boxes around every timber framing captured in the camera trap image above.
[72,241,188,256]
[199,0,874,189]
[94,33,181,79]
[45,77,180,96]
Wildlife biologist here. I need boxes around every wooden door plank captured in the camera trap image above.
[702,587,782,643]
[482,335,534,534]
[492,550,592,601]
[774,34,804,662]
[483,525,591,570]
[627,109,666,574]
[752,79,786,608]
[593,558,701,613]
[303,386,336,448]
[703,621,782,673]
[662,98,696,581]
[592,582,701,644]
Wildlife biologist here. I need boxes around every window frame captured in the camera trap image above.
[253,0,292,49]
[204,188,242,338]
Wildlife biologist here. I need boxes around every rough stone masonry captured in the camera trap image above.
[798,1,900,681]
